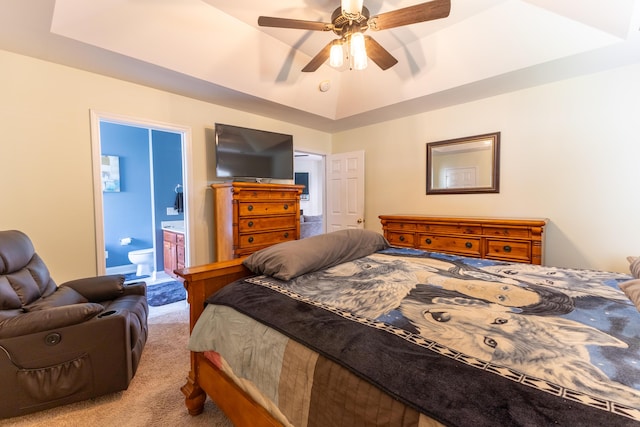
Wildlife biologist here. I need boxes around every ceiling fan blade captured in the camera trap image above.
[368,0,451,31]
[258,16,332,31]
[302,41,333,72]
[365,36,398,70]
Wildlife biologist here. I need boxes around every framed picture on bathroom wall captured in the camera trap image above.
[101,155,121,192]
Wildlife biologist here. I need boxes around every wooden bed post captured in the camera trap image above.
[175,258,252,416]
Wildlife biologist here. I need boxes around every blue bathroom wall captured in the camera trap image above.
[151,129,184,267]
[101,123,183,270]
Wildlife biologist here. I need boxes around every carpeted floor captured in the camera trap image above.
[1,306,233,427]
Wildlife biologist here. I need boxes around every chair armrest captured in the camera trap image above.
[123,281,147,297]
[60,274,125,302]
[0,303,104,339]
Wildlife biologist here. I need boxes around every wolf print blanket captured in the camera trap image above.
[205,248,640,426]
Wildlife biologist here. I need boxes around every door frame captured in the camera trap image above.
[89,110,193,275]
[294,150,326,225]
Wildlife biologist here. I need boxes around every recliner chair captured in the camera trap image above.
[0,230,149,418]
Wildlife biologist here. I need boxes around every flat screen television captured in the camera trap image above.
[215,123,293,180]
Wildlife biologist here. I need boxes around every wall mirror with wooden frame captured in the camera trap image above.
[426,132,500,194]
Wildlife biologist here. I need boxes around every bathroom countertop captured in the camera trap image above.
[161,220,185,234]
[161,226,185,234]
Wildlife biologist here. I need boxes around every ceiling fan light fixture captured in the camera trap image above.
[329,40,344,68]
[350,31,367,70]
[260,0,451,73]
[352,50,368,70]
[341,0,364,20]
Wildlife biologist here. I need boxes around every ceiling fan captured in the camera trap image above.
[258,0,451,72]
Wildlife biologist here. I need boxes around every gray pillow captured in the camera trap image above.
[243,229,389,281]
[628,256,640,279]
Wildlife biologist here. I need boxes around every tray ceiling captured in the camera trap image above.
[1,0,639,131]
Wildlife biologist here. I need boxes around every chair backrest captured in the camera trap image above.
[0,230,57,310]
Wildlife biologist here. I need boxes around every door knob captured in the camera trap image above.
[357,218,364,224]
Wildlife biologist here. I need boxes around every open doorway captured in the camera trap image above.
[294,151,325,238]
[90,111,192,284]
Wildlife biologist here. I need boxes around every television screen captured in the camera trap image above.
[295,172,309,195]
[215,123,293,180]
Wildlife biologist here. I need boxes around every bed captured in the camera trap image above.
[177,229,640,426]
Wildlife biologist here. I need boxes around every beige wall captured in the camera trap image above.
[0,50,331,283]
[334,63,640,273]
[2,48,639,280]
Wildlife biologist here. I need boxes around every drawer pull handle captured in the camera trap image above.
[503,245,512,252]
[399,236,405,242]
[248,221,254,227]
[248,205,254,211]
[425,238,432,244]
[283,204,289,210]
[465,242,472,249]
[284,232,289,238]
[248,237,254,243]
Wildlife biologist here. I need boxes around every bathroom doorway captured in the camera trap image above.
[90,111,192,283]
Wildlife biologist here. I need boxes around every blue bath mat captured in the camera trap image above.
[124,272,150,283]
[146,281,186,307]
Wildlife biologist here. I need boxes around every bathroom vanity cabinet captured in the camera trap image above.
[163,230,185,278]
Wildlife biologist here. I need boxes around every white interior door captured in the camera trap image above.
[326,151,365,231]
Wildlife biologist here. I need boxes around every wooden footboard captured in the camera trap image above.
[175,259,283,426]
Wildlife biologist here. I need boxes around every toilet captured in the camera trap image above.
[128,248,155,277]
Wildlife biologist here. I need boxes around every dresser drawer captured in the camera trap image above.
[418,234,481,257]
[239,229,296,248]
[485,239,531,262]
[416,224,482,235]
[235,189,299,200]
[234,189,271,200]
[482,226,531,239]
[239,202,296,216]
[238,216,297,232]
[386,231,415,247]
[385,222,417,232]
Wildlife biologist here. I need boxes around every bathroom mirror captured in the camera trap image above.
[426,132,500,194]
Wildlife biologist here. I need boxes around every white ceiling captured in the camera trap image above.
[1,0,639,132]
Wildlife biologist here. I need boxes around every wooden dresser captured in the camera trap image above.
[379,215,547,265]
[212,182,304,261]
